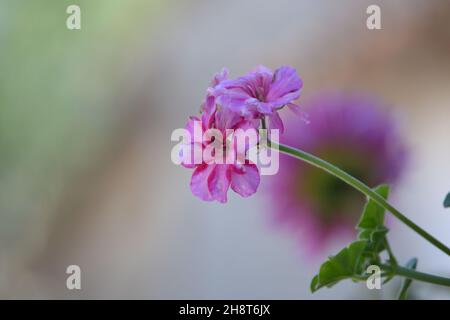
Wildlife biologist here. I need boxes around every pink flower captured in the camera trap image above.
[212,65,303,133]
[202,67,229,125]
[181,66,304,203]
[184,107,260,203]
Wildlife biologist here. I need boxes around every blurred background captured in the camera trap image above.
[0,0,449,299]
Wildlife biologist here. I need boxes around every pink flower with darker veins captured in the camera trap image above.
[212,65,303,133]
[181,66,304,203]
[182,107,260,203]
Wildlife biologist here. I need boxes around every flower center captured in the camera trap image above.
[255,86,266,102]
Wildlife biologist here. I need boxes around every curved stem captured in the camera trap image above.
[382,264,450,287]
[269,141,450,256]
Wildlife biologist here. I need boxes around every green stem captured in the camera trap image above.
[384,239,398,265]
[269,141,450,256]
[382,264,450,287]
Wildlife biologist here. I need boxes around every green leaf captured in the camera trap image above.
[359,227,389,256]
[310,240,368,292]
[444,192,450,208]
[311,184,396,293]
[357,184,390,230]
[357,185,391,257]
[397,258,418,300]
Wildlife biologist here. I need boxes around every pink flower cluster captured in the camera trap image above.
[183,66,303,203]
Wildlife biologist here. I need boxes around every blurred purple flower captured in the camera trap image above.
[266,92,408,254]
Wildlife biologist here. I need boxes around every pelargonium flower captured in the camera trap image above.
[266,92,407,253]
[183,107,260,203]
[211,65,303,133]
[202,67,229,124]
[181,66,304,203]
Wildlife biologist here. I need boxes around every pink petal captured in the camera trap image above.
[185,116,201,136]
[268,111,284,134]
[230,164,260,197]
[209,67,229,87]
[190,164,215,201]
[230,122,260,162]
[207,164,231,203]
[203,96,216,117]
[287,103,310,124]
[215,87,251,115]
[182,116,204,166]
[254,101,274,115]
[266,66,302,105]
[286,102,300,114]
[215,106,241,132]
[251,65,273,76]
[180,142,203,168]
[201,104,215,129]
